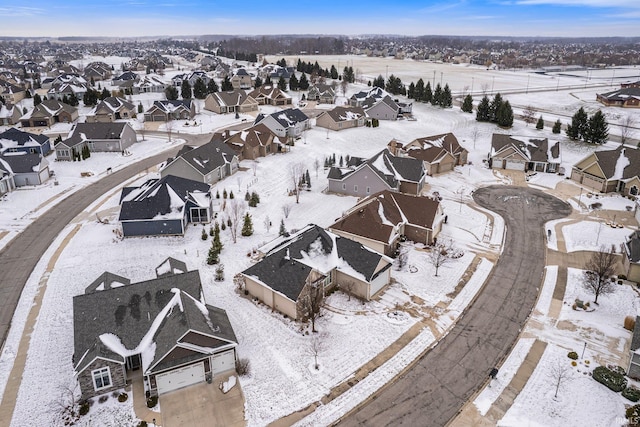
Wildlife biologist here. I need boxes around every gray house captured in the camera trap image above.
[349,87,400,120]
[254,108,310,139]
[56,122,137,161]
[328,149,425,197]
[0,153,50,187]
[0,167,16,196]
[73,262,238,399]
[160,139,239,185]
[119,175,212,237]
[489,134,561,173]
[144,100,195,122]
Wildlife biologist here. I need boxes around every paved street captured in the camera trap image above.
[0,133,210,349]
[338,185,571,427]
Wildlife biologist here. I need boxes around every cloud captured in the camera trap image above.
[0,6,44,16]
[515,0,640,7]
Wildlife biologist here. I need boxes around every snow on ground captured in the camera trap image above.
[562,220,633,252]
[535,266,559,318]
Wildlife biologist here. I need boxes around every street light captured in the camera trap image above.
[471,77,474,94]
[491,76,495,94]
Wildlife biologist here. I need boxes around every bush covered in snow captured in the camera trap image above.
[567,351,578,360]
[592,366,627,392]
[623,387,640,402]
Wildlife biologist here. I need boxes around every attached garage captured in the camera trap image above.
[505,159,525,170]
[156,362,205,395]
[211,350,236,375]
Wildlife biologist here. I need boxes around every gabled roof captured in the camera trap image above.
[148,100,192,114]
[119,175,210,221]
[257,108,308,128]
[598,87,640,102]
[20,99,76,120]
[589,146,640,181]
[165,139,237,177]
[0,152,46,174]
[242,225,390,301]
[411,133,466,157]
[207,90,249,107]
[91,97,135,114]
[224,123,283,152]
[61,122,130,149]
[328,149,424,187]
[0,128,49,151]
[491,134,561,163]
[73,268,236,374]
[248,85,291,101]
[320,106,366,123]
[330,190,441,245]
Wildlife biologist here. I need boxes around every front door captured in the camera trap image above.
[126,354,141,371]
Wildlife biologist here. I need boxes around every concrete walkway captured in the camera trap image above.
[131,371,162,426]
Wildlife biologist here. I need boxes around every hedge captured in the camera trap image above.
[593,366,627,392]
[624,387,640,402]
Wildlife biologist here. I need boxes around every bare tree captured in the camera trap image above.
[522,106,536,126]
[583,245,618,304]
[429,239,456,277]
[550,360,574,399]
[236,176,243,192]
[165,118,174,142]
[306,332,328,370]
[263,215,272,232]
[313,158,321,178]
[282,203,292,219]
[51,382,81,425]
[340,79,348,96]
[396,246,409,270]
[290,162,305,203]
[341,280,356,301]
[252,160,258,176]
[303,282,325,332]
[620,114,636,144]
[228,199,245,243]
[470,125,480,150]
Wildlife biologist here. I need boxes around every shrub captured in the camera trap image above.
[138,422,148,427]
[118,392,128,403]
[624,387,640,402]
[236,358,251,376]
[626,316,637,331]
[79,400,91,416]
[593,365,627,392]
[98,395,109,403]
[571,361,577,366]
[146,395,158,408]
[610,365,627,376]
[627,404,640,427]
[568,351,579,360]
[620,274,628,280]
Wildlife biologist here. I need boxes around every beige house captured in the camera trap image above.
[204,90,258,114]
[247,85,292,106]
[220,123,286,160]
[315,106,366,131]
[231,68,253,90]
[489,134,561,173]
[240,225,393,319]
[20,99,79,127]
[389,133,468,176]
[86,97,136,123]
[571,146,640,195]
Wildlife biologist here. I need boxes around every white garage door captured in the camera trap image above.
[156,362,205,395]
[211,350,235,375]
[505,159,525,170]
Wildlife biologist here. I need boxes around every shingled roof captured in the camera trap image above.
[165,139,237,177]
[0,128,49,152]
[592,146,640,181]
[491,134,561,163]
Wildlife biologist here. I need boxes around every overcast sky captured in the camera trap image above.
[2,1,639,38]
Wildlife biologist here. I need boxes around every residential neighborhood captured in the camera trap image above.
[0,33,640,427]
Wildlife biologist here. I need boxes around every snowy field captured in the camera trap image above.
[3,53,640,427]
[561,221,634,252]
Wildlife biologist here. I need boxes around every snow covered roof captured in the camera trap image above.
[321,106,366,122]
[73,268,237,375]
[242,225,390,301]
[598,87,640,102]
[119,175,210,221]
[0,128,49,153]
[0,152,45,174]
[165,139,237,176]
[491,134,561,163]
[590,145,640,181]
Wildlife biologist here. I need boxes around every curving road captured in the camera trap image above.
[338,186,571,427]
[0,132,211,350]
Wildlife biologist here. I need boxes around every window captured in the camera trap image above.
[92,367,112,391]
[631,186,639,196]
[354,185,358,192]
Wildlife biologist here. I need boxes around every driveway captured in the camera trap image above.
[160,374,245,427]
[338,186,571,427]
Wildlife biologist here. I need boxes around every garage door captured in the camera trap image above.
[505,159,525,170]
[211,350,235,375]
[156,362,205,395]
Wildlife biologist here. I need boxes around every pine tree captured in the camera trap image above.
[223,189,227,199]
[585,110,609,144]
[432,84,442,106]
[536,116,544,130]
[407,82,416,100]
[552,119,562,134]
[414,78,425,102]
[245,191,251,201]
[229,190,234,199]
[193,78,207,99]
[462,94,473,113]
[496,101,514,128]
[289,73,299,91]
[279,219,288,237]
[305,170,311,188]
[298,73,309,90]
[33,93,42,106]
[100,87,110,100]
[424,81,433,104]
[216,190,220,199]
[254,76,263,88]
[567,107,587,140]
[373,75,385,89]
[165,85,178,100]
[201,228,208,240]
[138,102,143,113]
[330,65,338,80]
[207,79,219,94]
[241,213,253,236]
[221,76,233,91]
[441,84,453,108]
[489,93,503,123]
[181,80,192,99]
[277,76,287,91]
[476,95,491,122]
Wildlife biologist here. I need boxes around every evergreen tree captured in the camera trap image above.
[277,76,287,91]
[138,102,143,114]
[181,80,192,99]
[241,213,253,236]
[424,81,433,104]
[373,75,385,89]
[223,189,227,199]
[298,73,309,90]
[289,73,299,91]
[496,101,514,127]
[566,107,588,140]
[330,65,338,80]
[33,93,42,106]
[279,219,288,237]
[536,116,544,130]
[207,79,219,94]
[100,87,110,100]
[83,89,99,106]
[489,93,503,123]
[552,119,562,134]
[585,110,609,144]
[461,94,473,113]
[201,228,208,240]
[193,78,207,99]
[165,85,178,100]
[305,170,311,188]
[229,190,234,199]
[245,191,251,202]
[254,76,263,88]
[476,95,491,122]
[407,82,416,100]
[68,93,79,106]
[265,75,272,86]
[441,84,452,108]
[432,83,442,106]
[215,190,220,199]
[221,76,233,91]
[62,94,69,105]
[414,78,425,102]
